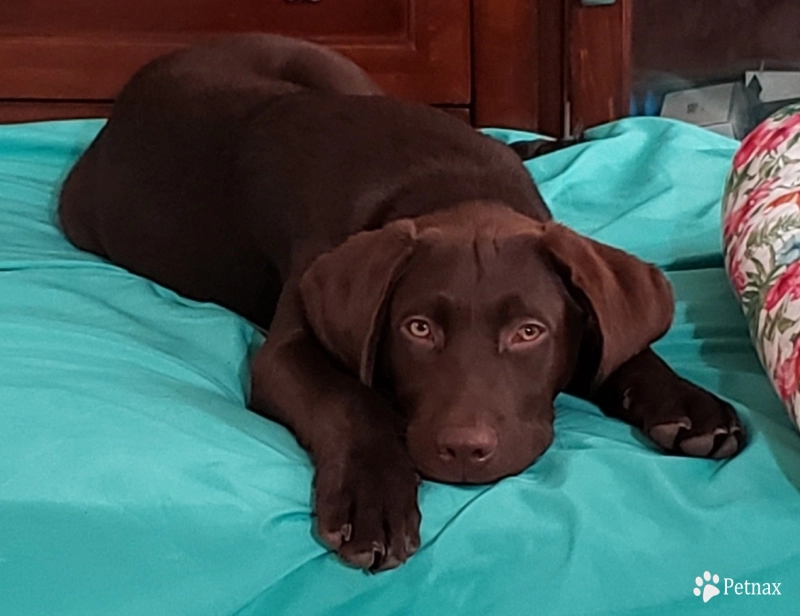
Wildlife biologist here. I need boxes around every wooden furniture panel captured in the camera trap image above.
[473,0,539,130]
[1,1,407,38]
[536,0,568,137]
[473,0,564,135]
[472,0,564,134]
[0,0,557,132]
[0,0,470,105]
[567,0,631,134]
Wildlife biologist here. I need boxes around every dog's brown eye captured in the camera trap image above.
[510,322,544,346]
[407,319,432,338]
[520,325,540,340]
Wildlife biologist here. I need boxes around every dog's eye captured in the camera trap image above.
[509,322,545,347]
[406,319,432,338]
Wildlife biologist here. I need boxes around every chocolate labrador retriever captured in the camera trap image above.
[58,34,745,571]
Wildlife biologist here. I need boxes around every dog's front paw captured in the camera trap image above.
[626,379,746,459]
[313,444,421,572]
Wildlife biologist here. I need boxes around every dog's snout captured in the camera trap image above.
[408,417,552,484]
[436,425,498,464]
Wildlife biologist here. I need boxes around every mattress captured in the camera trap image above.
[1,118,799,616]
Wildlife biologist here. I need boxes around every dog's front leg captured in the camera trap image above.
[592,348,746,458]
[249,283,420,572]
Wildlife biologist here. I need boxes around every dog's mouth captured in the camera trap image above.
[414,459,531,485]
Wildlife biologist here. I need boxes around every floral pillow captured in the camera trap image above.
[723,103,800,431]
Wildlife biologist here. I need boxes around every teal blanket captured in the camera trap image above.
[1,119,799,615]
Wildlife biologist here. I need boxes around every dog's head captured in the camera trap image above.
[300,203,673,483]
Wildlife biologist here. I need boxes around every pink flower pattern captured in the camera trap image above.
[764,261,800,312]
[775,339,800,403]
[723,103,800,430]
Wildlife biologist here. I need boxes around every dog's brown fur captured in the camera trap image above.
[58,34,745,571]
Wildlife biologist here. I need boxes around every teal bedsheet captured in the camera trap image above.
[1,118,799,616]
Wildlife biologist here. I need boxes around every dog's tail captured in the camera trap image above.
[265,35,385,97]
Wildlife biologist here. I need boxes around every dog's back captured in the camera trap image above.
[58,35,547,327]
[58,35,383,323]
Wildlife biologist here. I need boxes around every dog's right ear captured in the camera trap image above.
[299,220,417,387]
[540,222,674,389]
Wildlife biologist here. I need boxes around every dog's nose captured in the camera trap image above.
[436,425,498,465]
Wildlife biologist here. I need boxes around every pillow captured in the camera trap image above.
[722,102,800,431]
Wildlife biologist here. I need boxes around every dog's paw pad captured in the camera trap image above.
[648,418,691,450]
[677,421,744,458]
[636,381,746,459]
[679,433,716,456]
[712,433,740,458]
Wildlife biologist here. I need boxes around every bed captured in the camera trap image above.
[2,117,799,615]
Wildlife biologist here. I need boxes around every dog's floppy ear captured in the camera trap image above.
[299,219,416,386]
[541,222,674,387]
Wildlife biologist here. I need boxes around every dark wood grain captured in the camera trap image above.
[473,0,537,131]
[0,0,470,105]
[567,0,631,132]
[0,0,407,38]
[473,0,565,135]
[536,0,567,137]
[0,0,567,129]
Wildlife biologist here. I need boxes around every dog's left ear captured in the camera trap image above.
[541,222,674,388]
[299,219,417,387]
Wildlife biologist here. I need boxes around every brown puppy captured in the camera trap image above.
[58,34,745,572]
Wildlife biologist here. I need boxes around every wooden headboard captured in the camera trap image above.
[0,0,564,134]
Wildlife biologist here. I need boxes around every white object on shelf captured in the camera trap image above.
[745,70,800,104]
[660,82,752,140]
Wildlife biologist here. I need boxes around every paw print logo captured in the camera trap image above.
[693,571,720,603]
